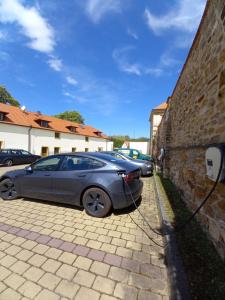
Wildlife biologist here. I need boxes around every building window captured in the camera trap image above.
[0,112,5,121]
[85,148,89,152]
[85,136,89,142]
[98,147,103,152]
[72,147,76,152]
[39,120,49,128]
[67,126,77,133]
[54,147,60,154]
[55,132,60,139]
[95,131,102,137]
[41,147,49,157]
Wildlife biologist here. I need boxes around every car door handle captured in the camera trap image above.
[78,175,86,178]
[44,174,51,177]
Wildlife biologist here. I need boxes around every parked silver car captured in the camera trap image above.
[100,151,153,176]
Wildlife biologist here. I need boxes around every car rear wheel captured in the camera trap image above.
[0,178,18,200]
[82,187,112,218]
[4,159,13,166]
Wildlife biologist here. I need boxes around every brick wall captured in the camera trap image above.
[156,0,225,259]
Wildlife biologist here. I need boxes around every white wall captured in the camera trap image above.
[0,123,29,150]
[129,141,150,154]
[0,123,113,155]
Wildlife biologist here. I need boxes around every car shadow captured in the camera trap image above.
[112,196,142,216]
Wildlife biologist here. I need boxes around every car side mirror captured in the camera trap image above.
[25,166,33,173]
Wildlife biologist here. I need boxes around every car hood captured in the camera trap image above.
[1,169,26,179]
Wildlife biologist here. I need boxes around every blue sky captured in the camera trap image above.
[0,0,206,137]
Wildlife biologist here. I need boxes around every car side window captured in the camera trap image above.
[32,156,61,171]
[11,150,20,155]
[61,156,105,171]
[0,150,8,154]
[21,150,31,155]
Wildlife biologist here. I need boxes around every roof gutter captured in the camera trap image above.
[28,126,32,152]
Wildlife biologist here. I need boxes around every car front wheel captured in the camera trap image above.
[82,187,112,218]
[4,159,13,166]
[0,178,18,200]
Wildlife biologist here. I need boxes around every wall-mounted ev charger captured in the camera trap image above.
[205,146,225,182]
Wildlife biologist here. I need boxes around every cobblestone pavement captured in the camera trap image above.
[0,165,169,300]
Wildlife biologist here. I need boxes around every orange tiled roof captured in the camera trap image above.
[154,102,167,110]
[0,103,108,139]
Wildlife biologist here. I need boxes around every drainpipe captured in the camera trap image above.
[28,126,32,152]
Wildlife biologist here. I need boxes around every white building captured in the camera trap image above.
[121,141,150,154]
[0,103,113,156]
[149,102,168,156]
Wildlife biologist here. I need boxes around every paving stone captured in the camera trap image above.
[59,252,77,264]
[114,283,138,300]
[35,289,60,300]
[33,244,49,254]
[59,241,76,252]
[0,282,7,293]
[111,238,126,247]
[10,260,30,275]
[73,256,92,270]
[133,251,151,263]
[90,261,110,276]
[24,266,45,282]
[98,235,112,244]
[28,253,47,267]
[140,263,162,278]
[138,290,162,300]
[17,229,30,237]
[93,276,115,295]
[86,240,102,250]
[104,253,122,267]
[26,231,40,241]
[55,279,80,298]
[41,258,61,273]
[45,247,62,259]
[73,269,96,287]
[56,264,78,280]
[121,258,140,273]
[100,295,118,300]
[74,236,88,245]
[38,272,61,290]
[21,240,37,250]
[0,265,11,281]
[101,243,117,254]
[16,249,33,261]
[47,238,63,248]
[4,273,25,289]
[0,254,17,268]
[18,280,42,298]
[0,288,21,300]
[88,249,105,261]
[0,241,11,251]
[11,237,26,246]
[108,266,129,283]
[116,247,133,258]
[75,287,101,300]
[73,245,90,256]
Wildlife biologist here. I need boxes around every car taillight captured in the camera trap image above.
[124,171,140,183]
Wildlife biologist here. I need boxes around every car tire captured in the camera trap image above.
[0,178,18,200]
[4,159,13,166]
[82,187,112,218]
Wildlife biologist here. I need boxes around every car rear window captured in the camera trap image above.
[0,150,9,154]
[118,149,130,155]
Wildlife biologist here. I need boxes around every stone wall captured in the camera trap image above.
[156,0,225,259]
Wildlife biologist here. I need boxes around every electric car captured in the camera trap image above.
[0,152,143,217]
[0,149,41,166]
[100,151,153,176]
[114,148,153,162]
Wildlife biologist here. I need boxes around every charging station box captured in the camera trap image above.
[205,146,225,182]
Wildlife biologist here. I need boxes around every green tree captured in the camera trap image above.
[0,85,20,107]
[54,110,84,124]
[109,135,130,148]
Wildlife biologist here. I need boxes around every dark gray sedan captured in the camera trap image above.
[0,149,41,166]
[0,152,143,217]
[101,151,153,176]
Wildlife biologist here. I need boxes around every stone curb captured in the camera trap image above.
[153,174,190,300]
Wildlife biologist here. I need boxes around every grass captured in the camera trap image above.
[156,174,225,300]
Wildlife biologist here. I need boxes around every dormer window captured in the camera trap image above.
[36,119,50,128]
[95,131,102,137]
[0,111,8,121]
[66,126,77,133]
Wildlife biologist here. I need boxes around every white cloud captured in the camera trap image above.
[160,51,180,67]
[85,0,122,23]
[0,0,55,53]
[127,28,138,40]
[112,46,162,77]
[48,56,63,71]
[66,76,78,86]
[144,0,206,34]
